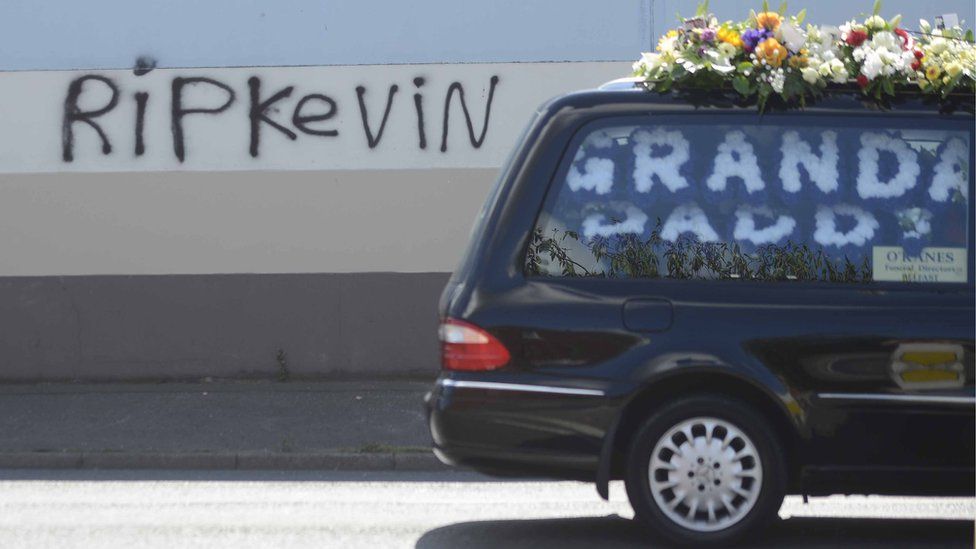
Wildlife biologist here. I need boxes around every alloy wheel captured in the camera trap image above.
[647,416,763,532]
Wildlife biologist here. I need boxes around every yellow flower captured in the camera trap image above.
[788,54,808,68]
[657,29,679,52]
[717,27,743,48]
[756,12,782,31]
[925,65,942,81]
[945,61,963,77]
[756,38,788,67]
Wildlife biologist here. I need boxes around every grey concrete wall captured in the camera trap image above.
[0,272,449,381]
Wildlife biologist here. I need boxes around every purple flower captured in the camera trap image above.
[701,28,716,43]
[741,28,771,53]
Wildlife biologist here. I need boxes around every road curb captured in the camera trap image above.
[0,451,448,471]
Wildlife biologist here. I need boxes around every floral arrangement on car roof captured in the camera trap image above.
[631,1,976,108]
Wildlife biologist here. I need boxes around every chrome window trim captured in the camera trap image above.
[440,379,605,397]
[818,393,975,406]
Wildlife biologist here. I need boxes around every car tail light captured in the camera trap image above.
[439,318,510,371]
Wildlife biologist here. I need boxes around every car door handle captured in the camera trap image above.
[623,298,674,332]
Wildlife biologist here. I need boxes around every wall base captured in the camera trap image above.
[0,272,449,381]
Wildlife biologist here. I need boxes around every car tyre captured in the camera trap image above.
[625,394,787,546]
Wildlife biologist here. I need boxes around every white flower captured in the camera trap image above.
[779,22,807,52]
[769,68,786,93]
[705,50,736,74]
[632,128,691,194]
[806,24,822,43]
[801,66,820,83]
[930,138,969,202]
[568,131,615,194]
[928,37,949,55]
[828,58,849,82]
[706,131,765,194]
[861,51,884,79]
[645,52,664,69]
[733,206,797,245]
[814,204,880,248]
[779,130,840,194]
[717,42,737,58]
[659,35,679,53]
[896,207,933,238]
[839,21,854,37]
[856,132,921,199]
[870,31,900,52]
[679,57,701,74]
[865,15,887,30]
[582,205,648,239]
[568,157,615,195]
[661,203,719,242]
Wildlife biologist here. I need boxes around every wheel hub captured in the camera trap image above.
[648,417,763,533]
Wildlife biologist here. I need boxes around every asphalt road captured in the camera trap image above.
[0,470,971,548]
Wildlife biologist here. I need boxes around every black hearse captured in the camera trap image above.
[426,80,974,545]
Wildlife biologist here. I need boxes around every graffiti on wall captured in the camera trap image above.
[62,72,500,162]
[0,62,628,172]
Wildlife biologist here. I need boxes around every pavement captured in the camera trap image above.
[0,470,971,548]
[0,379,441,471]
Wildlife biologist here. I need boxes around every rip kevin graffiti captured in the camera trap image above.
[61,73,500,162]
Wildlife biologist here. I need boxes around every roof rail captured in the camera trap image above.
[598,76,642,91]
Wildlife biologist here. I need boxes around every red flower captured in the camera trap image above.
[893,28,914,50]
[845,29,868,46]
[856,74,870,88]
[913,49,924,60]
[911,60,921,71]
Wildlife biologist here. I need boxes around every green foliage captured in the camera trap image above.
[526,223,872,284]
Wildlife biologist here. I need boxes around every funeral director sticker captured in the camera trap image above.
[873,247,968,283]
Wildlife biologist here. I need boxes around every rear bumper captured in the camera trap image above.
[425,374,616,480]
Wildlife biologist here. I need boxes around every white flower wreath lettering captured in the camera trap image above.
[582,205,649,239]
[706,131,765,194]
[661,203,719,242]
[567,131,615,195]
[856,132,920,199]
[733,205,798,245]
[779,130,840,194]
[929,138,969,203]
[632,128,691,193]
[813,204,880,248]
[896,207,933,238]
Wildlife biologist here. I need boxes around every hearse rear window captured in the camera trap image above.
[527,119,972,284]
